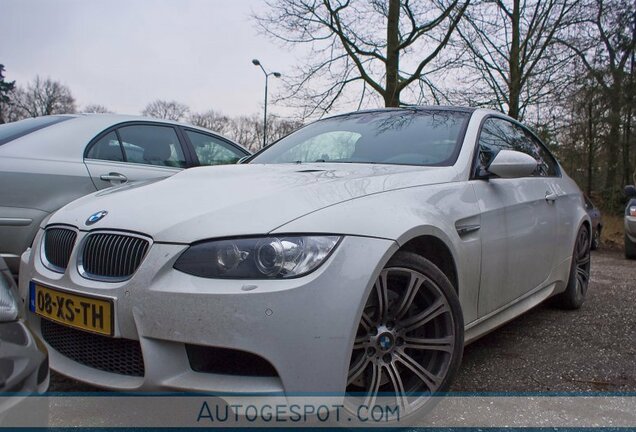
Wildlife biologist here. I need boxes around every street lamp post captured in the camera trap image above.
[252,59,281,149]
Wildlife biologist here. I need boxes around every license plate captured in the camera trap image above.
[29,281,114,336]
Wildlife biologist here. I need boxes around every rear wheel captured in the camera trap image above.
[590,226,601,250]
[625,234,636,259]
[346,252,463,419]
[555,225,591,309]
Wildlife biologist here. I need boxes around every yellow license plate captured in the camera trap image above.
[30,282,114,336]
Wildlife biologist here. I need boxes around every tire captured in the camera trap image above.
[555,225,591,309]
[626,234,636,260]
[590,226,601,250]
[345,251,464,420]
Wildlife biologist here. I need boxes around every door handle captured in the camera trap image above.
[100,172,128,183]
[545,191,558,203]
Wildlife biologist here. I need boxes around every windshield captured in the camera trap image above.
[0,115,73,146]
[250,109,470,166]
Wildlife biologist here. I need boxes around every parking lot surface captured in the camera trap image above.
[49,249,635,393]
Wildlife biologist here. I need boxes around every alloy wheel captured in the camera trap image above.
[575,228,591,297]
[346,266,457,416]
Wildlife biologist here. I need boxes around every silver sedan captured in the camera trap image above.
[0,115,250,275]
[20,107,591,418]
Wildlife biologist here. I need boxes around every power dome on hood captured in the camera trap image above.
[46,163,457,243]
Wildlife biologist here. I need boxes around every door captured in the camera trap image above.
[84,124,187,190]
[473,117,559,316]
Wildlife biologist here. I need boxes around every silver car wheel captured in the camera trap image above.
[575,227,591,297]
[347,266,457,416]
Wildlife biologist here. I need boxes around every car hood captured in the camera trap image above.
[49,163,459,243]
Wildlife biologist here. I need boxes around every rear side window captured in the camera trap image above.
[86,131,124,162]
[117,125,186,168]
[0,116,72,146]
[185,130,246,166]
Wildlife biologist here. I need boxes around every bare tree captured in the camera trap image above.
[255,0,469,117]
[11,76,76,118]
[0,64,16,124]
[454,0,578,120]
[83,104,112,113]
[141,100,189,121]
[558,0,635,199]
[189,110,234,136]
[189,110,302,151]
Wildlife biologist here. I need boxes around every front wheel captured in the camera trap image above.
[346,251,464,419]
[555,225,591,309]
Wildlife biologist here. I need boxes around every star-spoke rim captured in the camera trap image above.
[346,266,456,416]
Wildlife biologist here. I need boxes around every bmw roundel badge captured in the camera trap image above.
[86,210,108,226]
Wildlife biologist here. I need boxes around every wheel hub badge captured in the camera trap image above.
[377,332,394,351]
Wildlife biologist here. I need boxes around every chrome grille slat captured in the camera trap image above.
[80,232,150,281]
[112,236,125,277]
[43,227,77,272]
[116,236,131,278]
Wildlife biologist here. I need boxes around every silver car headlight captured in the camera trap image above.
[0,272,19,322]
[174,235,341,279]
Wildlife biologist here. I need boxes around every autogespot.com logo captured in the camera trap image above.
[86,210,108,226]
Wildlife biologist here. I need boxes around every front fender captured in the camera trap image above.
[271,182,482,324]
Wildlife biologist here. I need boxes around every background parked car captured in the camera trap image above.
[584,195,603,250]
[0,114,250,276]
[625,185,636,259]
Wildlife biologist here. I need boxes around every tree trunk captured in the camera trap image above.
[384,0,401,107]
[604,92,621,203]
[507,0,522,120]
[586,101,594,196]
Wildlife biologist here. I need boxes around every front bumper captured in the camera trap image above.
[20,230,397,394]
[0,320,49,422]
[0,320,49,393]
[626,216,636,242]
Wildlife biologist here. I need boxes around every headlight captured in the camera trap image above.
[630,206,636,217]
[0,272,19,322]
[174,235,341,279]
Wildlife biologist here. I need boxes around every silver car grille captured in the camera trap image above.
[79,232,150,281]
[42,227,78,272]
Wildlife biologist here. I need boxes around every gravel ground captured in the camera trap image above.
[452,248,636,392]
[49,249,636,393]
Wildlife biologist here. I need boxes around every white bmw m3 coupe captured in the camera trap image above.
[19,107,591,416]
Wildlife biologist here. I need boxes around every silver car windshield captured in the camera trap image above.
[250,109,470,167]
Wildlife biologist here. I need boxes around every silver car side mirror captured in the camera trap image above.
[487,150,538,179]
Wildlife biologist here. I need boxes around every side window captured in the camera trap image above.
[117,125,186,168]
[478,118,558,177]
[523,131,559,177]
[477,118,515,168]
[185,130,245,166]
[86,131,124,162]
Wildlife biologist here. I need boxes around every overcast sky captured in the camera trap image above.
[0,0,303,118]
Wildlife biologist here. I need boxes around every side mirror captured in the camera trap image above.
[625,185,636,198]
[486,150,538,179]
[237,155,251,164]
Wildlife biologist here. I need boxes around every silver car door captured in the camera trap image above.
[473,117,558,316]
[84,124,186,190]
